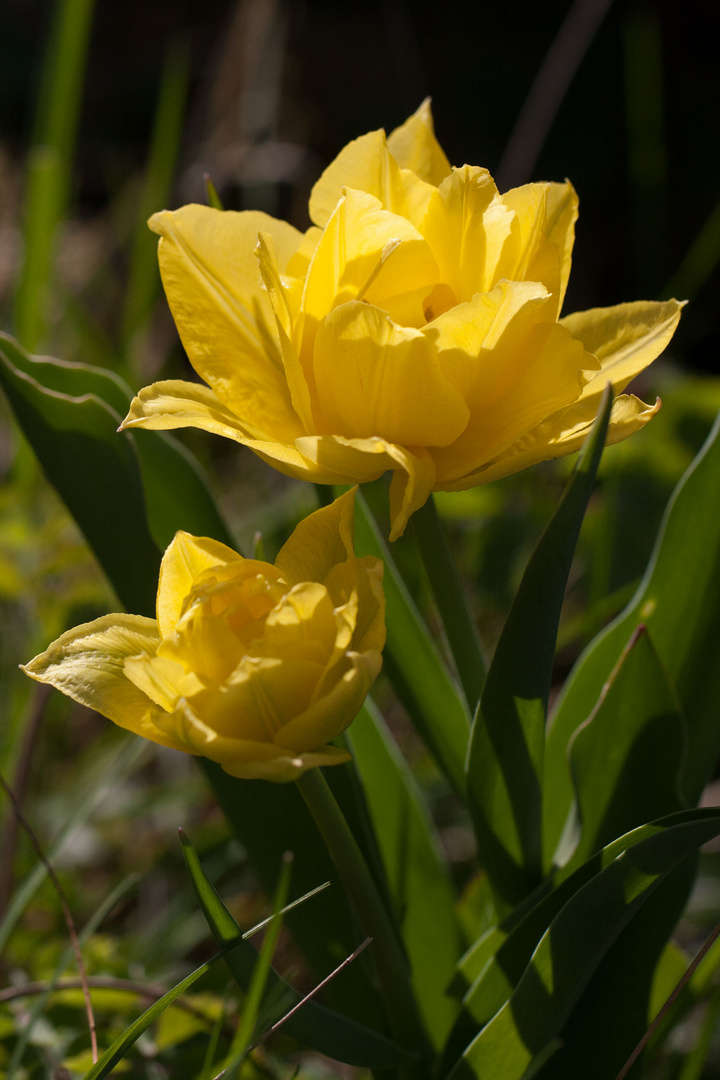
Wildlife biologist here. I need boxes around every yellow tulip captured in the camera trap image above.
[121,100,683,540]
[22,490,385,782]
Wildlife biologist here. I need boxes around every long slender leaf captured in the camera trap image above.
[220,853,292,1078]
[466,386,612,912]
[353,490,470,796]
[347,700,463,1048]
[559,624,685,872]
[14,0,95,351]
[543,405,720,867]
[0,334,235,610]
[447,809,720,1080]
[0,336,160,614]
[180,829,415,1069]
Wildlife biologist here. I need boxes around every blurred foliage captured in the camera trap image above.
[2,0,720,1077]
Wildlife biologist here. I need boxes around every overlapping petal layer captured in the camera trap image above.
[23,490,384,782]
[123,101,684,537]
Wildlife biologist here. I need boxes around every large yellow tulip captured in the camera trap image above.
[122,101,683,539]
[23,490,385,781]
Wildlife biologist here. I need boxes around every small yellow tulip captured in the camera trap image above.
[23,490,384,782]
[121,100,683,539]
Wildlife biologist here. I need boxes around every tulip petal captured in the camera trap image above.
[561,299,685,402]
[275,486,358,586]
[149,205,304,443]
[387,98,452,186]
[498,181,578,315]
[324,556,386,654]
[302,190,439,366]
[152,699,350,780]
[422,165,514,302]
[157,530,243,636]
[22,615,186,752]
[313,301,470,446]
[121,379,265,442]
[431,282,598,482]
[255,232,315,431]
[274,650,383,752]
[308,128,436,231]
[440,393,660,489]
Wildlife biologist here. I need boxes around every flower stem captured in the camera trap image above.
[409,495,486,714]
[295,767,429,1066]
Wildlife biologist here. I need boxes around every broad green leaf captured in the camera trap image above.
[466,386,612,912]
[544,406,720,867]
[559,625,685,873]
[0,334,160,614]
[447,809,720,1080]
[347,700,463,1048]
[0,333,235,560]
[353,489,470,796]
[180,829,415,1069]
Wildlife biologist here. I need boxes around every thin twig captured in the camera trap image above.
[0,684,52,920]
[614,918,720,1080]
[258,936,372,1043]
[0,772,98,1063]
[496,0,615,190]
[209,937,373,1080]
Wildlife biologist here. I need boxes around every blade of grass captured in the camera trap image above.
[121,37,190,351]
[215,852,292,1080]
[14,0,95,350]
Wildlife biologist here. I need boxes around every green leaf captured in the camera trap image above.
[14,0,95,351]
[347,700,463,1048]
[83,954,226,1080]
[180,830,416,1069]
[558,624,686,873]
[447,808,720,1080]
[0,334,160,614]
[353,489,470,796]
[0,334,235,613]
[544,405,720,867]
[465,386,613,912]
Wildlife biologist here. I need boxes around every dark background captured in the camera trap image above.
[1,0,719,372]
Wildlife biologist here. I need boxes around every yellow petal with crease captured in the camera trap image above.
[387,98,452,185]
[156,530,243,636]
[308,127,436,230]
[275,650,382,752]
[302,190,438,356]
[422,165,513,302]
[561,299,685,401]
[21,615,186,752]
[313,301,469,446]
[432,283,598,482]
[440,394,660,489]
[149,204,304,442]
[121,379,254,441]
[496,181,578,314]
[275,486,357,586]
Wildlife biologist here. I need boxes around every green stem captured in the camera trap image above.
[409,494,486,714]
[295,767,429,1066]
